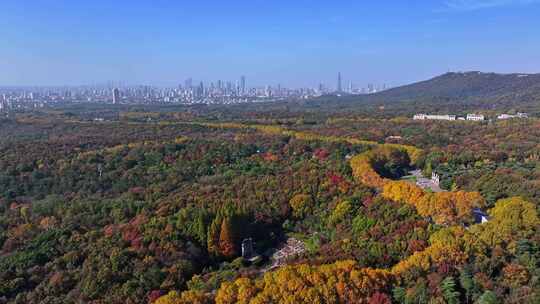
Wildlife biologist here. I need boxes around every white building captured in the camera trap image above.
[414,114,456,121]
[466,114,485,121]
[498,112,529,120]
[431,172,440,185]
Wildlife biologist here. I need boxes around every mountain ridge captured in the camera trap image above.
[374,71,540,101]
[316,71,540,108]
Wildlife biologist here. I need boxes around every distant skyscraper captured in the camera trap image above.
[337,72,342,92]
[265,85,272,97]
[240,76,246,95]
[112,88,120,104]
[318,83,324,93]
[198,82,204,98]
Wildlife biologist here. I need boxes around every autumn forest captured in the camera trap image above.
[0,103,539,304]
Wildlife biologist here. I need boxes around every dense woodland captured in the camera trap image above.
[0,103,539,304]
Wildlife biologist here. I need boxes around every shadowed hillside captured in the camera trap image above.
[368,71,540,103]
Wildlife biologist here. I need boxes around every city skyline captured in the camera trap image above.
[0,72,389,93]
[0,72,392,112]
[1,1,540,87]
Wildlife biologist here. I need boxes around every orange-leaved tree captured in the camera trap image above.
[219,217,238,258]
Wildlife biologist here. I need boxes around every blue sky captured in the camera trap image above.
[1,0,539,87]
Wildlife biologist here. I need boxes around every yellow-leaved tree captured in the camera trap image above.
[468,197,540,253]
[215,260,393,304]
[289,194,313,218]
[382,181,425,206]
[415,191,485,225]
[154,291,212,304]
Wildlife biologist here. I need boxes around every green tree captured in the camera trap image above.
[441,277,460,304]
[460,268,475,304]
[392,287,407,304]
[207,216,221,257]
[476,290,499,304]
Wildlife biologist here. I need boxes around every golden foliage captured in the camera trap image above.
[350,153,388,188]
[469,197,540,253]
[415,191,486,225]
[155,290,212,304]
[289,194,313,218]
[215,261,393,304]
[201,122,382,147]
[350,146,417,189]
[328,201,352,226]
[382,181,425,205]
[215,278,259,304]
[383,181,485,225]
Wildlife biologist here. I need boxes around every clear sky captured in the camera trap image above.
[1,0,539,87]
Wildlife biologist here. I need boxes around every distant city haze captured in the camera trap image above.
[1,1,540,87]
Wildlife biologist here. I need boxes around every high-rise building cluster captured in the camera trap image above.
[334,72,389,95]
[0,75,391,112]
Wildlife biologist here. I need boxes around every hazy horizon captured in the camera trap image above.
[0,70,539,90]
[1,0,540,87]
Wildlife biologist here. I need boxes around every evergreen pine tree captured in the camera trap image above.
[207,216,221,257]
[460,267,475,304]
[476,290,499,304]
[441,277,460,304]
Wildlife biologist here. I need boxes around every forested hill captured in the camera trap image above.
[372,71,540,102]
[311,71,540,110]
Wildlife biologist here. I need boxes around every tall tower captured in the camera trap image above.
[0,94,5,111]
[197,82,204,98]
[240,76,246,95]
[337,72,342,92]
[112,88,120,104]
